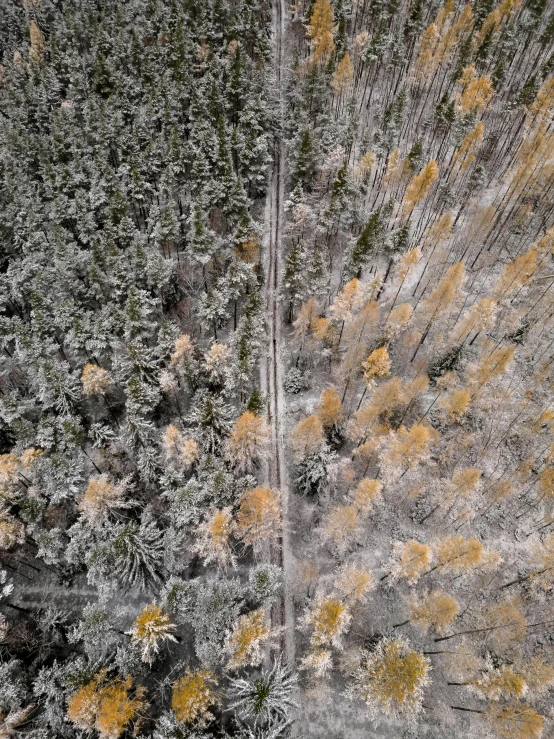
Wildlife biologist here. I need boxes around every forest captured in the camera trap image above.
[0,0,553,737]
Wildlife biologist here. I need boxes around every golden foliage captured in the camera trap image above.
[434,535,498,576]
[81,363,112,396]
[67,671,147,739]
[322,504,362,555]
[456,65,494,111]
[162,425,199,469]
[389,540,432,585]
[382,422,439,476]
[294,297,319,339]
[289,415,325,460]
[482,600,527,653]
[484,702,543,739]
[234,234,260,263]
[470,665,527,700]
[362,347,391,383]
[452,297,497,343]
[403,160,439,212]
[235,486,281,548]
[468,345,515,388]
[0,454,18,485]
[384,303,413,340]
[0,516,25,550]
[452,121,484,171]
[226,608,270,669]
[170,334,194,367]
[29,21,45,63]
[407,589,459,634]
[226,411,270,471]
[335,563,374,603]
[347,377,403,443]
[194,507,235,568]
[329,278,371,324]
[127,604,177,664]
[351,478,383,515]
[19,447,42,469]
[494,249,538,299]
[203,343,232,382]
[356,637,430,716]
[302,596,351,649]
[316,386,343,428]
[331,53,353,94]
[78,475,129,525]
[307,0,335,65]
[521,656,554,696]
[354,151,376,180]
[419,262,466,325]
[171,670,217,726]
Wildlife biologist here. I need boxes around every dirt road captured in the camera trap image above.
[262,0,295,665]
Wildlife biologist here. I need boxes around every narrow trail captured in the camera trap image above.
[262,0,295,665]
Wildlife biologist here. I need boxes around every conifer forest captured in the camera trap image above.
[1,0,554,737]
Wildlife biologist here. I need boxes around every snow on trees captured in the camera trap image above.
[235,487,281,551]
[126,604,177,664]
[225,410,270,472]
[171,670,217,726]
[67,671,147,739]
[352,637,430,717]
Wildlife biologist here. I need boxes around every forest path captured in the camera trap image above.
[262,0,295,665]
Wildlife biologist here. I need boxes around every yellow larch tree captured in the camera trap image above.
[387,540,433,585]
[162,425,199,469]
[380,422,439,480]
[335,562,375,603]
[452,121,484,172]
[451,297,497,345]
[127,604,177,664]
[351,478,383,516]
[67,671,147,739]
[483,702,543,739]
[414,261,466,355]
[193,507,235,568]
[81,363,113,396]
[456,65,494,112]
[398,589,459,634]
[171,670,217,726]
[362,346,391,386]
[331,53,353,94]
[468,664,527,700]
[225,608,271,669]
[429,535,500,577]
[402,160,439,216]
[289,414,325,460]
[467,345,515,390]
[29,21,45,63]
[225,410,270,472]
[316,386,343,429]
[384,303,413,342]
[78,475,131,525]
[306,0,335,65]
[354,637,431,717]
[321,504,362,556]
[301,595,351,649]
[235,486,281,550]
[170,333,195,368]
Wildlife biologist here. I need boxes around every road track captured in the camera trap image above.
[262,0,295,665]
